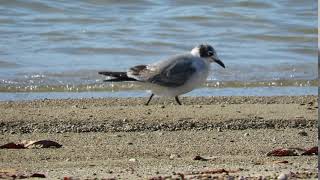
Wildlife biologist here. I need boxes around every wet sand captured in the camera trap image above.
[0,95,318,179]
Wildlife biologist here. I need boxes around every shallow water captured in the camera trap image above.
[0,86,317,102]
[0,0,317,100]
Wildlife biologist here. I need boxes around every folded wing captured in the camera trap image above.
[147,55,197,87]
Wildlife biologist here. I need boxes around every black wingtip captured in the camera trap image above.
[98,71,113,76]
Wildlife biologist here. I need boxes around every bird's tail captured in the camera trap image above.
[98,71,137,82]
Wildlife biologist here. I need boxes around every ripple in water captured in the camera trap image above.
[0,0,317,98]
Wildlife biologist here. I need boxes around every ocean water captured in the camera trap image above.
[0,0,317,101]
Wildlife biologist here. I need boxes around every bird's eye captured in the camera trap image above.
[208,51,213,56]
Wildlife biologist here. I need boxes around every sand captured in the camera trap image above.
[0,95,318,179]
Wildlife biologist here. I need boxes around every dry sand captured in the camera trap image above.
[0,95,318,179]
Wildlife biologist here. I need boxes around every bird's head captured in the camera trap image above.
[191,44,225,68]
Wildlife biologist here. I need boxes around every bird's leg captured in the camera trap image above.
[145,93,154,106]
[175,96,182,105]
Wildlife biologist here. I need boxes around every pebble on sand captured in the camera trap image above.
[277,173,288,180]
[298,130,308,136]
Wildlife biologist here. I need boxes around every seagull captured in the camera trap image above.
[99,44,225,105]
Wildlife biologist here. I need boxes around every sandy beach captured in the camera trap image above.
[0,95,318,179]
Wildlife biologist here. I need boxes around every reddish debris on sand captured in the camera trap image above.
[0,142,25,149]
[204,169,229,174]
[193,155,208,161]
[267,148,300,156]
[0,172,45,179]
[30,173,46,178]
[24,140,62,149]
[301,146,318,155]
[267,147,318,156]
[0,140,62,149]
[64,177,77,180]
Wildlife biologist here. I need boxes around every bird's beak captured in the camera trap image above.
[211,56,225,68]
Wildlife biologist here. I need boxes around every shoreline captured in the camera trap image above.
[0,85,317,102]
[0,95,318,179]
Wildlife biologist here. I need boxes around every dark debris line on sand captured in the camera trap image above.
[0,117,316,134]
[0,96,317,134]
